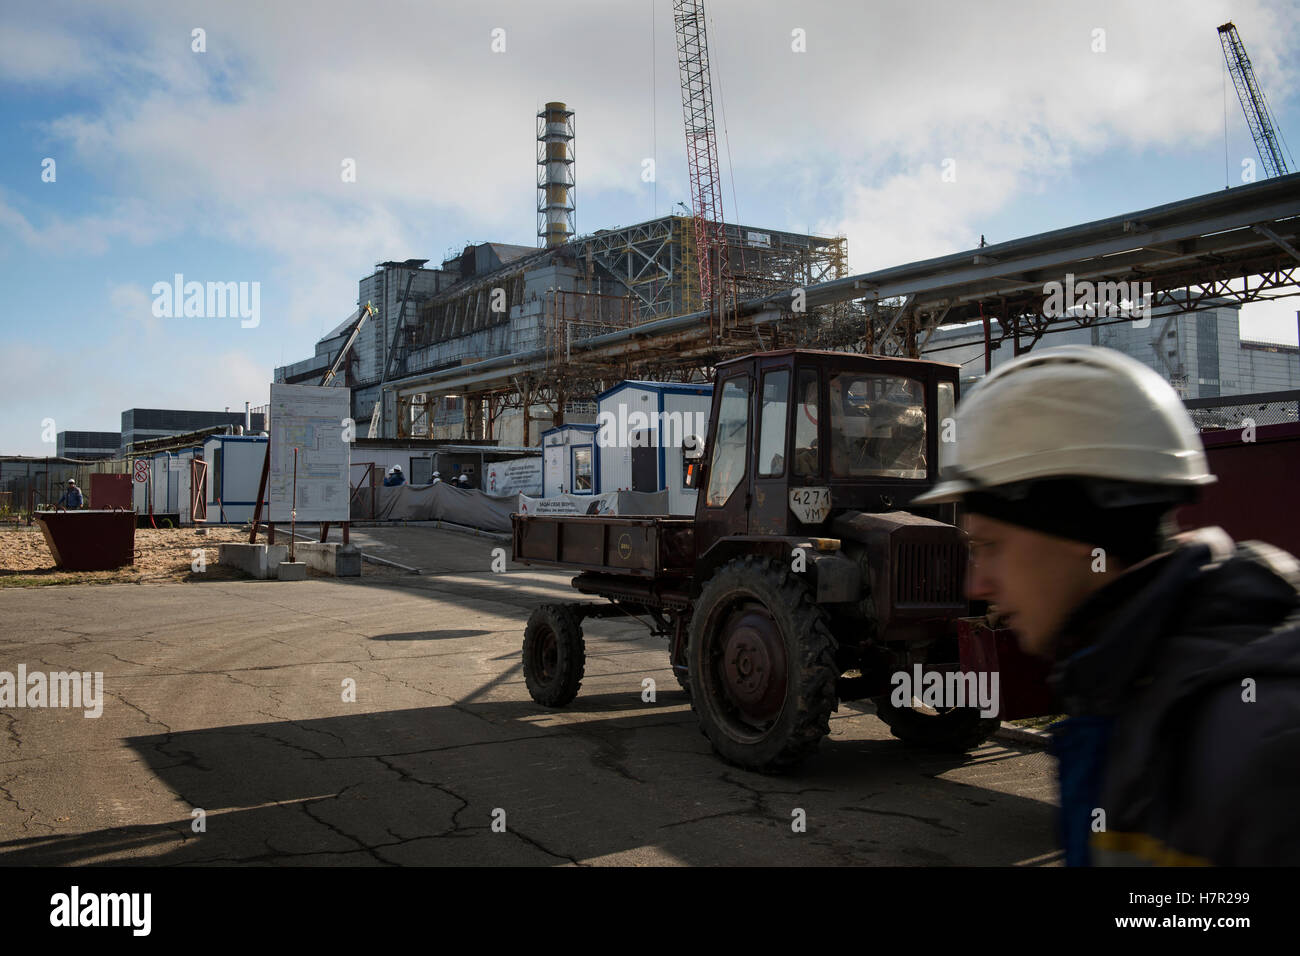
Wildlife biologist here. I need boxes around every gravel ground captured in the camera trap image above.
[0,525,255,587]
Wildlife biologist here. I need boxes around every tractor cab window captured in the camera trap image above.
[828,373,927,479]
[936,380,956,474]
[706,376,750,507]
[757,370,789,477]
[793,369,820,477]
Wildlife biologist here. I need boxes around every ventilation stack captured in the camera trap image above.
[537,102,575,248]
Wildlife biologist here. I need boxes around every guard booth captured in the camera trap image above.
[596,381,712,514]
[541,424,598,497]
[202,434,269,524]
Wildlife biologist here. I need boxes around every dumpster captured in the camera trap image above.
[89,473,133,510]
[34,509,136,571]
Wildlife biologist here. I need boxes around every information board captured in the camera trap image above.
[268,384,351,523]
[485,458,543,496]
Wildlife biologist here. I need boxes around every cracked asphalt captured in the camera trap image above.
[0,526,1061,866]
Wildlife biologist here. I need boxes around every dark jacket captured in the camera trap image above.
[1048,527,1300,866]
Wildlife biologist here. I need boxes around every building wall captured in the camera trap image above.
[922,303,1300,399]
[57,431,121,459]
[356,264,452,430]
[120,409,266,453]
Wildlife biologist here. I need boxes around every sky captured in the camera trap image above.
[2,0,1298,456]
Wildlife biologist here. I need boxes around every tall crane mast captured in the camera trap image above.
[673,0,729,311]
[1218,21,1292,178]
[321,303,376,387]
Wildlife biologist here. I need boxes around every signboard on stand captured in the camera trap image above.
[268,384,351,523]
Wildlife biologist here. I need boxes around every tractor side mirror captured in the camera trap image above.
[682,435,705,490]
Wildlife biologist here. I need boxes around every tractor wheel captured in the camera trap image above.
[670,614,691,698]
[687,556,838,772]
[871,694,1001,752]
[522,604,585,707]
[672,660,692,698]
[871,629,1001,752]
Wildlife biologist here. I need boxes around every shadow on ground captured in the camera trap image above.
[0,690,1056,867]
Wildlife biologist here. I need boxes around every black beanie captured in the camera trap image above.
[962,477,1193,565]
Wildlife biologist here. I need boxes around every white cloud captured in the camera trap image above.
[1240,297,1300,345]
[13,0,1293,278]
[1,0,1297,450]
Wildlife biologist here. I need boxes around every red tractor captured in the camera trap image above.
[512,349,1049,771]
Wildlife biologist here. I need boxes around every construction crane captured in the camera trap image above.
[1218,21,1292,178]
[319,302,383,437]
[673,0,729,312]
[320,302,376,387]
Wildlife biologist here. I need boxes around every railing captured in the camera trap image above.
[1184,389,1300,430]
[348,462,378,519]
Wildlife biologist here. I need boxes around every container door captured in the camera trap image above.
[630,433,657,492]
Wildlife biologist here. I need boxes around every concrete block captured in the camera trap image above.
[218,543,289,580]
[277,561,307,581]
[295,542,362,577]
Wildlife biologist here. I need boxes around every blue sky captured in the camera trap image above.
[2,0,1298,456]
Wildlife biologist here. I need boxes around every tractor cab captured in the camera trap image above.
[689,349,960,548]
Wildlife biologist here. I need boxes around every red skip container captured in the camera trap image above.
[34,509,136,571]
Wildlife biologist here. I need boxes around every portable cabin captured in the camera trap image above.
[541,424,599,497]
[202,434,268,524]
[595,381,712,515]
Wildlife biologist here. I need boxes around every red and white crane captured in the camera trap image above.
[673,0,730,312]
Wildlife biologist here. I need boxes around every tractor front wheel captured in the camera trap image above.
[687,557,838,772]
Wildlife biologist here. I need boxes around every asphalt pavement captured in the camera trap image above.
[0,526,1061,866]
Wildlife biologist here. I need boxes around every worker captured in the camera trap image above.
[431,471,441,484]
[911,345,1300,866]
[57,478,83,509]
[382,465,405,487]
[456,474,471,489]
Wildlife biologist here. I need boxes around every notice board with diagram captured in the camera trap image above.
[268,383,351,523]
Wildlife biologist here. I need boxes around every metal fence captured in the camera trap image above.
[1,456,134,516]
[1184,390,1300,431]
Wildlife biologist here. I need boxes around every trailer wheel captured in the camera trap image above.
[687,556,837,772]
[870,698,1001,752]
[523,604,585,707]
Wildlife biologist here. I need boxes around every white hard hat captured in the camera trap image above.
[432,470,440,477]
[912,345,1216,506]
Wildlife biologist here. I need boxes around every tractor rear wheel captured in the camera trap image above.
[523,604,585,707]
[687,556,837,772]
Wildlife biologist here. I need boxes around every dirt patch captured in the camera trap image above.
[0,525,259,587]
[1009,715,1064,730]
